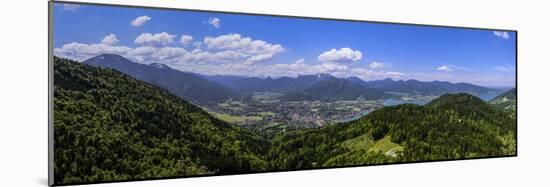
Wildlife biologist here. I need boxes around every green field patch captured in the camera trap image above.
[340,134,403,155]
[340,134,375,151]
[252,92,283,101]
[368,136,403,154]
[210,112,262,123]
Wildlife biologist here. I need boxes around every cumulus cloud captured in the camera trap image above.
[437,65,453,72]
[369,62,387,69]
[493,31,510,40]
[53,42,132,62]
[101,34,119,45]
[208,17,221,28]
[62,4,81,11]
[203,33,285,65]
[386,71,404,76]
[179,35,193,46]
[135,32,176,46]
[295,58,306,64]
[131,15,151,27]
[56,32,285,65]
[54,32,410,81]
[349,68,404,79]
[317,47,362,63]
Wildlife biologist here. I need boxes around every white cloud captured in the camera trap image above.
[151,47,187,61]
[386,71,404,77]
[56,33,408,80]
[203,33,285,65]
[208,17,221,28]
[53,39,411,81]
[318,62,349,72]
[57,32,284,66]
[53,42,132,62]
[131,15,151,27]
[135,32,176,46]
[369,62,387,69]
[436,64,472,72]
[437,65,453,72]
[317,47,362,63]
[54,32,413,81]
[349,68,405,80]
[62,4,81,11]
[493,65,515,72]
[493,31,510,40]
[179,35,193,46]
[101,34,119,45]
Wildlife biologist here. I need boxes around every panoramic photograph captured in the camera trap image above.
[52,2,517,185]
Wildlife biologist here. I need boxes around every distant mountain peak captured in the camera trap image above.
[149,63,172,70]
[315,73,334,79]
[405,79,420,82]
[84,54,132,65]
[82,54,240,104]
[98,53,123,58]
[95,53,127,61]
[432,80,451,84]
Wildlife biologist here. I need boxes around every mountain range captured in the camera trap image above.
[82,54,502,103]
[202,73,335,94]
[348,77,499,96]
[82,54,240,104]
[281,76,388,101]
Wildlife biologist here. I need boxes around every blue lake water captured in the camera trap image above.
[335,111,370,123]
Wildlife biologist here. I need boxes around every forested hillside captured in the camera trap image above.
[54,57,269,185]
[267,94,516,169]
[490,88,517,112]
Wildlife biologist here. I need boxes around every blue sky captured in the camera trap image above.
[53,3,516,87]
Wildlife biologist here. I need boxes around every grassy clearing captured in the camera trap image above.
[210,112,262,123]
[341,134,374,151]
[368,136,403,154]
[341,134,403,155]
